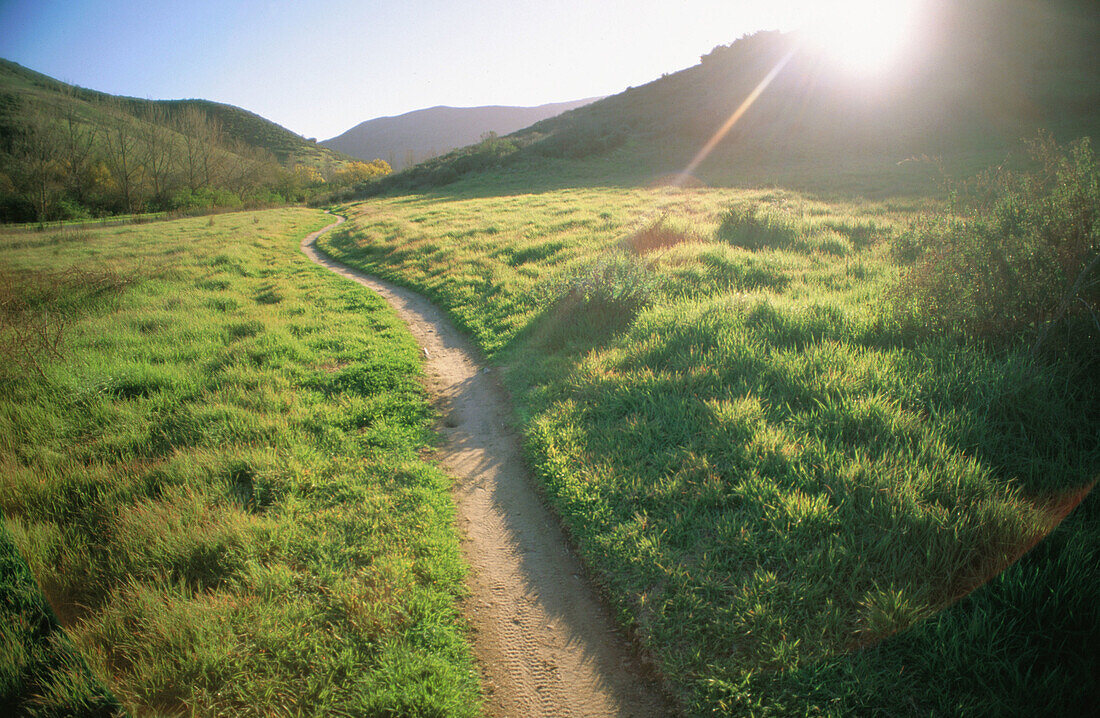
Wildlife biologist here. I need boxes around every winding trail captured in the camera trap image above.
[302,215,672,717]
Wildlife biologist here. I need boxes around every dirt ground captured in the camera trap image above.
[303,215,671,717]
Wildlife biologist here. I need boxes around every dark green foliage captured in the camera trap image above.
[169,187,244,212]
[451,132,518,174]
[718,204,805,251]
[369,132,522,193]
[0,523,124,717]
[893,134,1100,353]
[526,119,628,159]
[542,251,661,342]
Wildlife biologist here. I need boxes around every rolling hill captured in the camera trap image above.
[0,59,366,221]
[372,0,1100,196]
[321,98,601,170]
[0,59,352,170]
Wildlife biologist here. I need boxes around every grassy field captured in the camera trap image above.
[0,209,481,716]
[318,183,1099,716]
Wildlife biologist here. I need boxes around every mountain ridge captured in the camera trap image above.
[368,0,1099,196]
[321,98,601,169]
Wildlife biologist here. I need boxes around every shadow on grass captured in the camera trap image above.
[0,518,124,717]
[768,481,1100,716]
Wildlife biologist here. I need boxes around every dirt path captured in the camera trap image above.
[302,215,671,717]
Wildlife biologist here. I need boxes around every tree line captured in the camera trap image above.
[0,89,389,224]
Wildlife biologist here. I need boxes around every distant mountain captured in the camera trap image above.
[321,99,602,169]
[373,0,1099,195]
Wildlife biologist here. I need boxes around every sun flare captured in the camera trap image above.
[801,0,925,74]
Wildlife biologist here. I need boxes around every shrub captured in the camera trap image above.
[0,264,133,380]
[245,188,285,207]
[51,198,92,222]
[451,132,519,175]
[892,133,1099,354]
[717,205,805,251]
[541,251,662,342]
[528,121,627,159]
[170,187,243,212]
[0,192,36,223]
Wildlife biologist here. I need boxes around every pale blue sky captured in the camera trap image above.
[0,1,818,139]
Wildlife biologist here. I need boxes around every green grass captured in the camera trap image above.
[0,208,481,716]
[318,184,1099,716]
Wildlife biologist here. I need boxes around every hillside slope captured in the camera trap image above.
[375,0,1099,196]
[321,98,600,169]
[0,59,352,170]
[0,59,365,221]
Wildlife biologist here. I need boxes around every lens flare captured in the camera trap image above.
[675,45,799,186]
[801,0,924,74]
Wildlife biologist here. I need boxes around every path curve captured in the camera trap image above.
[302,214,672,717]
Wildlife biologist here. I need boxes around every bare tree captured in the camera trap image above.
[197,113,225,188]
[223,140,277,197]
[174,106,222,191]
[12,114,65,224]
[139,105,178,204]
[175,107,202,191]
[58,86,98,205]
[101,103,146,213]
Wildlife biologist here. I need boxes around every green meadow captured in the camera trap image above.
[0,209,480,716]
[1,141,1096,717]
[317,174,1099,715]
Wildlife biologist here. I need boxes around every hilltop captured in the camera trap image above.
[371,0,1100,197]
[321,98,601,170]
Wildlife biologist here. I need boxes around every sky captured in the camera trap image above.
[1,1,825,140]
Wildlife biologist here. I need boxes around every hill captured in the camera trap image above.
[370,0,1100,197]
[0,59,350,169]
[321,98,601,170]
[0,59,362,222]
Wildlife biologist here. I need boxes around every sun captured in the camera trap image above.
[800,0,925,75]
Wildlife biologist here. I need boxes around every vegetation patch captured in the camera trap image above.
[893,133,1099,361]
[321,155,1099,716]
[623,215,701,255]
[0,208,481,716]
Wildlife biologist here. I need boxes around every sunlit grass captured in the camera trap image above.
[319,185,1099,716]
[0,209,481,716]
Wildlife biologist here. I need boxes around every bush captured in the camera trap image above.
[245,188,285,207]
[718,205,804,251]
[0,264,134,380]
[623,216,701,255]
[0,192,36,223]
[451,132,518,174]
[540,252,662,342]
[528,120,627,159]
[893,133,1099,352]
[169,187,243,212]
[51,198,92,222]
